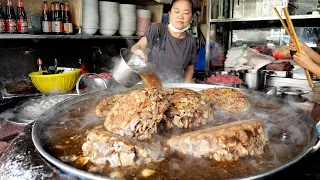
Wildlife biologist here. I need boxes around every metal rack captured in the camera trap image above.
[204,0,320,73]
[0,34,140,40]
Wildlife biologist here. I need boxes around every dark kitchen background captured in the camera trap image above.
[0,39,135,84]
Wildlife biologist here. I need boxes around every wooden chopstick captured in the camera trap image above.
[274,8,314,88]
[273,8,293,38]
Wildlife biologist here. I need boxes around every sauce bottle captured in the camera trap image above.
[42,1,51,34]
[17,0,28,33]
[5,0,16,33]
[0,3,5,33]
[52,1,62,34]
[63,2,73,34]
[50,1,55,33]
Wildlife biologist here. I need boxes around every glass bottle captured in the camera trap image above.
[5,0,17,33]
[0,3,5,33]
[17,0,28,33]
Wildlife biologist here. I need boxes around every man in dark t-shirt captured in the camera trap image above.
[131,0,197,83]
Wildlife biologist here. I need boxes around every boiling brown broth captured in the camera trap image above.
[140,72,163,89]
[42,91,312,180]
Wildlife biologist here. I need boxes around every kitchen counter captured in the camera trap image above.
[0,93,319,180]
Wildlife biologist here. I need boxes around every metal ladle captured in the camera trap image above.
[0,81,44,102]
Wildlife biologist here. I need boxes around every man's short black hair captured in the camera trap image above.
[170,0,194,13]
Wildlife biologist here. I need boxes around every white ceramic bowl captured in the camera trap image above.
[83,28,98,35]
[100,29,117,36]
[137,9,152,17]
[119,30,135,36]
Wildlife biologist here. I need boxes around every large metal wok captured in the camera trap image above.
[32,83,320,180]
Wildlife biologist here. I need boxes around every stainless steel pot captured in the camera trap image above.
[238,70,267,90]
[112,48,142,88]
[32,83,320,180]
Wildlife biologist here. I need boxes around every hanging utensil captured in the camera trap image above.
[54,58,58,74]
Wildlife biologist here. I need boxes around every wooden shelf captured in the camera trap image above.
[0,34,141,40]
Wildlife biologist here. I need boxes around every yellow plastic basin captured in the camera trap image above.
[28,68,81,93]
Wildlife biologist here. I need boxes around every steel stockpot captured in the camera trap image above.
[238,70,268,90]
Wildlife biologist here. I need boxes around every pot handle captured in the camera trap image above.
[302,90,310,94]
[75,73,108,95]
[311,121,320,153]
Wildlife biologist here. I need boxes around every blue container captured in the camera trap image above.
[194,43,215,71]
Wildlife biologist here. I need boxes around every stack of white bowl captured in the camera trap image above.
[82,0,99,35]
[99,1,119,36]
[136,9,152,36]
[119,4,136,36]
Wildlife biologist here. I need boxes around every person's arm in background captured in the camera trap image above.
[131,37,148,60]
[301,44,320,66]
[290,40,320,65]
[293,52,320,79]
[184,65,194,83]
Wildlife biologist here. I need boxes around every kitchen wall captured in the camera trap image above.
[0,39,131,84]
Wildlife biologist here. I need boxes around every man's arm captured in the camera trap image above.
[184,65,194,83]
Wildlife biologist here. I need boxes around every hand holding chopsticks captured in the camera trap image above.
[273,7,314,88]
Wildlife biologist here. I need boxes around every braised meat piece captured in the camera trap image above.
[162,88,212,129]
[94,94,123,118]
[82,128,166,167]
[199,88,249,113]
[266,61,292,71]
[166,120,268,162]
[104,88,170,140]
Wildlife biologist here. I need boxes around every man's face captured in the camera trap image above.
[169,0,192,30]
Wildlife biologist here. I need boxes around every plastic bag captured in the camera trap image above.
[194,43,215,71]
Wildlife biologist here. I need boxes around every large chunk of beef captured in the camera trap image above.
[94,94,123,118]
[104,88,170,140]
[166,120,268,161]
[162,88,212,129]
[199,88,249,113]
[82,128,166,167]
